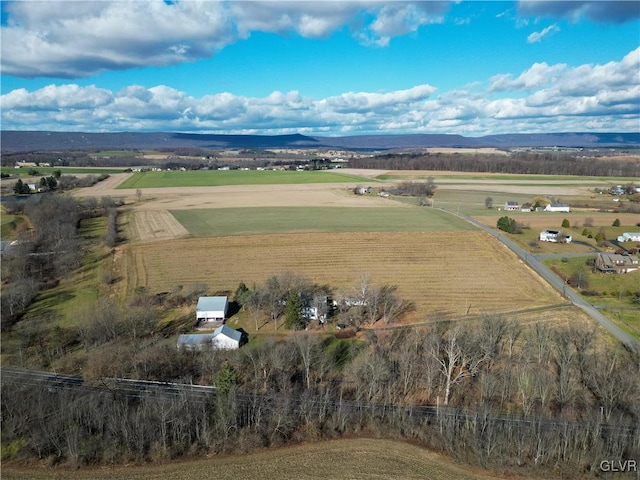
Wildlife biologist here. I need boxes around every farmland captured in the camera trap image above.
[117,169,371,188]
[123,231,562,321]
[1,437,517,480]
[170,206,475,237]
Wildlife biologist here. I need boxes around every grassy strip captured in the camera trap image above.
[19,217,108,329]
[117,170,372,189]
[170,206,475,237]
[2,167,126,176]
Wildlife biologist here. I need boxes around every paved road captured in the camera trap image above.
[440,208,640,352]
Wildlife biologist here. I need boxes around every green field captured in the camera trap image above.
[2,167,126,176]
[171,206,476,237]
[117,170,370,189]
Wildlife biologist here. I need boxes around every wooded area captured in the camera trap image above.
[347,152,640,177]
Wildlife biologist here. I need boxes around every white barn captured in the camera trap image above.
[544,202,570,213]
[196,296,228,324]
[211,325,244,350]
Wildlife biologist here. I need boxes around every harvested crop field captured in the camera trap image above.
[123,231,561,319]
[2,438,517,480]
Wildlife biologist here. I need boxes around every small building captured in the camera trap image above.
[177,333,217,351]
[595,253,640,274]
[540,229,572,243]
[520,203,532,212]
[177,326,247,350]
[544,202,570,213]
[196,296,228,324]
[504,201,520,211]
[211,325,247,349]
[302,294,329,323]
[617,232,640,243]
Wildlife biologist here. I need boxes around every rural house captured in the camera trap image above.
[617,232,640,242]
[539,229,572,243]
[544,202,570,213]
[504,201,520,211]
[196,296,228,325]
[595,253,640,274]
[302,294,330,323]
[520,203,532,212]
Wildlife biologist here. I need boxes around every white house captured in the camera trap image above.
[540,229,572,243]
[544,202,570,213]
[617,232,640,242]
[504,201,520,211]
[196,296,228,324]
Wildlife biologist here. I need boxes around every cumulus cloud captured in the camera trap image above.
[518,0,640,23]
[3,47,639,135]
[0,1,450,78]
[527,24,560,43]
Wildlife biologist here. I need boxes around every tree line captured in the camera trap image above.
[2,318,638,478]
[348,152,640,177]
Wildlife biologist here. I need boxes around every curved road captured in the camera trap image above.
[440,208,639,352]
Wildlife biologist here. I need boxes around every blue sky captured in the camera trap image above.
[1,1,639,136]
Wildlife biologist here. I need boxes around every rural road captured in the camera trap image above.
[441,208,640,352]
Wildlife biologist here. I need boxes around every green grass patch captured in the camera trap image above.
[2,167,126,177]
[92,150,141,157]
[1,214,25,240]
[117,170,372,189]
[171,206,476,237]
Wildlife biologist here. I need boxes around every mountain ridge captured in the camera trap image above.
[1,130,638,153]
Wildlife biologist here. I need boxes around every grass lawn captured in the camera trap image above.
[171,206,476,237]
[117,170,372,189]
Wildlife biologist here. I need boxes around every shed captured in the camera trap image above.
[504,201,520,211]
[196,296,228,323]
[177,333,217,351]
[211,325,246,350]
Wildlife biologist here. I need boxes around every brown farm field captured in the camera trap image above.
[122,230,562,321]
[1,437,524,480]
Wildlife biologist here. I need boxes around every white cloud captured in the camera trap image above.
[518,1,640,24]
[527,24,560,43]
[1,49,638,135]
[1,1,450,78]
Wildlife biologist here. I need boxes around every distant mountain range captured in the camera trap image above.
[1,131,638,153]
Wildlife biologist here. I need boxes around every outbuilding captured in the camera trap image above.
[196,296,228,324]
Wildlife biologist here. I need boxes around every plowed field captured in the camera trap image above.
[123,230,561,319]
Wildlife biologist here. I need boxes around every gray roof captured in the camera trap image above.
[177,334,216,347]
[213,325,242,342]
[196,296,228,312]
